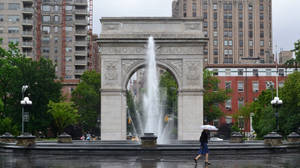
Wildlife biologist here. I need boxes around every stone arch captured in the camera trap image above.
[122,60,182,91]
[99,17,208,141]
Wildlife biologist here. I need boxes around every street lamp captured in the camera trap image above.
[270,97,283,132]
[20,85,32,134]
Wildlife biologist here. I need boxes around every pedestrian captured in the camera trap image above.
[194,129,210,165]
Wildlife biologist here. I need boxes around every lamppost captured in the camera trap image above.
[20,85,32,134]
[270,97,282,132]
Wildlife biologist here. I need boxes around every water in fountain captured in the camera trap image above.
[143,36,168,144]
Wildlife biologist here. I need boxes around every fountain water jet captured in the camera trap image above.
[143,36,169,144]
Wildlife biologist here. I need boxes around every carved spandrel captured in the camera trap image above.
[104,61,118,81]
[159,59,183,78]
[184,62,201,86]
[121,59,144,77]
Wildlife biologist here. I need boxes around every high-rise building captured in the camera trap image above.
[0,0,90,79]
[172,0,273,64]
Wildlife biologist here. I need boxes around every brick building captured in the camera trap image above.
[206,64,296,136]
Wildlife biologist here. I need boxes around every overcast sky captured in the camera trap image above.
[93,0,300,52]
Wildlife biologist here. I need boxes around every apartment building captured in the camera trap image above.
[206,64,296,135]
[0,0,90,79]
[172,0,273,64]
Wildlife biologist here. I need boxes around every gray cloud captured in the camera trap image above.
[93,0,300,51]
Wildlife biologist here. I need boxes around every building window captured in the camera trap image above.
[253,81,259,92]
[8,38,19,44]
[238,3,243,10]
[8,3,20,10]
[260,40,264,47]
[238,81,244,92]
[42,5,51,11]
[66,5,73,11]
[203,22,208,28]
[66,15,73,21]
[54,15,60,22]
[239,13,243,19]
[213,40,218,46]
[260,13,264,20]
[213,31,218,37]
[238,97,244,109]
[279,81,284,88]
[213,12,217,20]
[249,22,253,29]
[213,69,218,76]
[238,117,245,129]
[253,69,259,76]
[214,57,218,64]
[260,4,264,11]
[239,22,243,29]
[42,47,50,53]
[66,37,72,42]
[213,4,217,10]
[249,49,254,57]
[8,15,20,22]
[266,69,271,76]
[8,27,19,33]
[0,27,3,34]
[239,49,243,56]
[260,22,264,29]
[213,49,218,55]
[239,40,243,47]
[248,13,253,20]
[249,31,253,38]
[225,69,231,76]
[42,16,51,23]
[260,49,264,56]
[225,100,232,110]
[238,69,243,76]
[225,81,231,90]
[266,81,274,89]
[0,3,4,10]
[213,22,217,29]
[65,26,72,32]
[224,41,228,46]
[279,69,284,76]
[249,40,253,47]
[42,36,50,43]
[248,3,253,10]
[66,47,72,53]
[42,26,50,34]
[204,49,208,55]
[260,31,264,38]
[229,40,232,46]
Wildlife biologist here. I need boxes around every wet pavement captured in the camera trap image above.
[0,153,299,168]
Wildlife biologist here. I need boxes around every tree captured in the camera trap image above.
[71,70,101,133]
[47,101,79,135]
[233,103,255,135]
[159,71,178,116]
[285,40,300,70]
[0,42,62,135]
[203,70,231,123]
[253,72,300,138]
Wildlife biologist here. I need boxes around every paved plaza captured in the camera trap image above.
[0,153,299,168]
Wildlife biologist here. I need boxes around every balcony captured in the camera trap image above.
[23,19,33,25]
[75,50,87,56]
[75,19,88,25]
[75,41,88,46]
[75,59,87,65]
[75,0,88,5]
[23,8,33,13]
[22,31,32,36]
[75,30,87,35]
[75,9,88,15]
[22,42,33,47]
[74,69,86,74]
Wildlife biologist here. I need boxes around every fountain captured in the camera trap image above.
[142,36,169,144]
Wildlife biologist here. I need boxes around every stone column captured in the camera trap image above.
[101,90,127,140]
[178,90,203,140]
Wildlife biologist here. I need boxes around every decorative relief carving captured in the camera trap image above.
[104,61,118,81]
[159,59,183,78]
[186,62,201,81]
[121,59,144,77]
[185,23,201,30]
[101,47,146,55]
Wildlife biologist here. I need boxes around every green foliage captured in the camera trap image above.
[203,70,231,122]
[0,42,62,135]
[0,117,19,135]
[253,72,300,138]
[71,70,101,132]
[126,91,137,134]
[233,103,255,134]
[285,40,300,70]
[159,71,178,115]
[47,101,79,135]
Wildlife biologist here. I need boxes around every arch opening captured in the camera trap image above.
[125,65,179,143]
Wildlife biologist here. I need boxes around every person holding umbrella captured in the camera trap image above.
[194,125,217,165]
